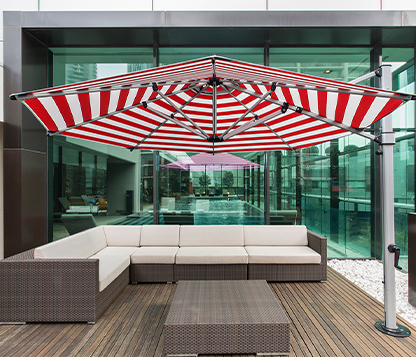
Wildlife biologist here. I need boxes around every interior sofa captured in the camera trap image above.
[0,224,326,323]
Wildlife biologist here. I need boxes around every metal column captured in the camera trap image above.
[264,151,271,225]
[153,151,160,225]
[375,65,410,337]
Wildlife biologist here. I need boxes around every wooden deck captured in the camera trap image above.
[1,268,416,357]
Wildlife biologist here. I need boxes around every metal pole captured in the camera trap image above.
[153,151,160,225]
[264,151,271,225]
[375,65,410,337]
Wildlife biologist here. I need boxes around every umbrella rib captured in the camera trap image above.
[263,122,296,151]
[152,83,209,139]
[173,83,209,115]
[224,80,412,101]
[219,83,277,140]
[224,82,376,142]
[145,106,208,140]
[11,80,207,101]
[129,118,169,151]
[47,83,201,136]
[222,109,283,141]
[219,84,250,110]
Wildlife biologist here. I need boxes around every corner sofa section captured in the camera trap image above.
[0,224,326,323]
[0,225,142,324]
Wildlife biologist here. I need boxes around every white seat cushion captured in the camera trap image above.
[179,225,244,246]
[140,225,180,246]
[103,225,141,246]
[244,225,308,246]
[175,247,248,264]
[95,247,139,256]
[34,232,95,259]
[131,247,179,264]
[89,255,130,292]
[245,246,321,264]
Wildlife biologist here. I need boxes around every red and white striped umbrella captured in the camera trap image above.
[10,56,416,153]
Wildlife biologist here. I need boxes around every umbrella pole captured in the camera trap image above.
[375,64,410,337]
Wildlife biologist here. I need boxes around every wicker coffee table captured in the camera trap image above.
[164,280,290,356]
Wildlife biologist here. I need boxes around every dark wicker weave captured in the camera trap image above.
[0,249,129,323]
[130,264,174,283]
[164,280,290,356]
[174,264,247,281]
[248,229,327,282]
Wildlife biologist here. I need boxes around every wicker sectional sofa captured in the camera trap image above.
[0,224,326,323]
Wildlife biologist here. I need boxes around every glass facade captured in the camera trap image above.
[49,46,415,265]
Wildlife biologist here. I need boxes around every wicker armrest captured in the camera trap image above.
[0,249,99,322]
[307,230,327,262]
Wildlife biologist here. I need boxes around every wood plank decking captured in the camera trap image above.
[1,267,416,357]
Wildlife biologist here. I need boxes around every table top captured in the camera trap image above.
[165,280,290,325]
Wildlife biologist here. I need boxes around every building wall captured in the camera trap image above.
[1,4,416,257]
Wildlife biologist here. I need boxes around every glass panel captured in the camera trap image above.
[52,48,153,239]
[271,47,373,257]
[383,48,415,271]
[159,47,263,66]
[270,47,371,83]
[158,151,264,225]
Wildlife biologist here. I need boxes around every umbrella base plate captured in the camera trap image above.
[375,321,411,337]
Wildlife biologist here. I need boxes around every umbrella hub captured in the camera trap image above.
[208,77,222,87]
[207,134,224,143]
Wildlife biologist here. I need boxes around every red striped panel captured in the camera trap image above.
[298,88,311,112]
[116,88,131,111]
[100,91,111,116]
[133,87,148,105]
[334,92,350,123]
[373,98,403,123]
[78,93,92,122]
[281,87,294,106]
[317,90,327,117]
[25,98,58,131]
[53,95,75,127]
[350,95,376,128]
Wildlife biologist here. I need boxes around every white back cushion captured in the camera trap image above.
[244,225,308,246]
[86,226,108,253]
[140,225,180,246]
[103,225,141,246]
[34,232,96,259]
[179,225,244,246]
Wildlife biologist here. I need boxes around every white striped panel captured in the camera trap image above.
[108,89,121,114]
[288,88,302,108]
[97,118,152,137]
[125,88,139,107]
[143,86,155,102]
[308,89,319,115]
[273,86,286,103]
[342,94,364,127]
[359,97,390,128]
[65,94,84,125]
[325,92,338,121]
[86,124,144,142]
[38,97,67,130]
[89,92,101,120]
[68,128,139,147]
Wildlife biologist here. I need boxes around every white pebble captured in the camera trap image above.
[328,259,416,327]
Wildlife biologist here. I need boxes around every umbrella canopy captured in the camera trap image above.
[160,153,262,171]
[10,55,416,153]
